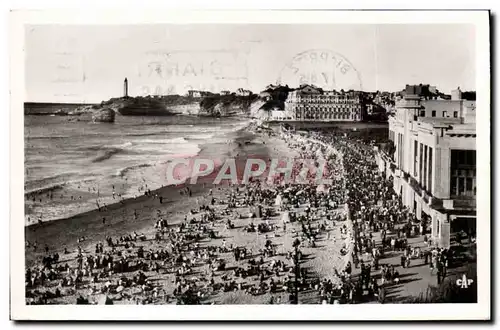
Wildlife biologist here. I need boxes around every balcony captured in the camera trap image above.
[440,198,476,211]
[409,177,422,197]
[422,191,430,204]
[428,196,443,209]
[451,198,477,210]
[402,171,410,182]
[389,163,396,173]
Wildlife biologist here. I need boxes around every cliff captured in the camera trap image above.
[167,103,201,115]
[92,108,115,123]
[98,95,204,116]
[24,89,284,120]
[199,94,265,117]
[101,97,173,116]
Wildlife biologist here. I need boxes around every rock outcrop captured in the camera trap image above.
[167,103,201,115]
[92,108,115,123]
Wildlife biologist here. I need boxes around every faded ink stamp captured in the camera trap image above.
[136,49,250,96]
[47,33,86,101]
[278,49,362,90]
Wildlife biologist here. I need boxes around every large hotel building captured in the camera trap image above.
[375,86,476,248]
[280,85,363,121]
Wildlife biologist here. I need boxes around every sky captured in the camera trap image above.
[25,24,476,103]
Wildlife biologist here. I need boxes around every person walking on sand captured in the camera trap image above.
[436,261,443,285]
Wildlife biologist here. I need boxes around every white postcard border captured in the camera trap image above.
[10,9,491,321]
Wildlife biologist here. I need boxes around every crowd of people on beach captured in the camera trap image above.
[305,130,457,303]
[26,125,457,305]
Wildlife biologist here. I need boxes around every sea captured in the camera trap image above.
[24,114,249,225]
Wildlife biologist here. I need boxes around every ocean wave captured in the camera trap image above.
[115,163,153,177]
[135,137,189,145]
[165,137,188,144]
[84,141,134,162]
[187,133,215,140]
[25,172,76,189]
[85,141,132,151]
[25,175,100,196]
[126,132,164,137]
[25,183,65,196]
[25,135,71,140]
[113,141,133,148]
[92,147,124,163]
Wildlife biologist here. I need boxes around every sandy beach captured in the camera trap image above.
[25,124,356,305]
[25,126,248,266]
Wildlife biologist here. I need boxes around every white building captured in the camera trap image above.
[186,90,202,98]
[284,85,363,121]
[375,90,476,248]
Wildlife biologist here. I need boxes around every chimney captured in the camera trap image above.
[451,86,462,101]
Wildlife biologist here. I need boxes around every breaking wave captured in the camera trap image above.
[115,163,153,177]
[92,148,124,163]
[25,183,65,196]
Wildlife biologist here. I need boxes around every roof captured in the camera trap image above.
[418,117,462,126]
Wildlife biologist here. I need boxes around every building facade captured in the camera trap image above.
[375,90,476,248]
[186,90,202,98]
[284,85,363,121]
[186,90,214,98]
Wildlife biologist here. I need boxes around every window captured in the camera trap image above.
[419,143,423,182]
[432,110,436,117]
[423,146,428,190]
[428,147,433,193]
[420,110,426,117]
[414,140,418,177]
[450,150,476,197]
[442,111,447,117]
[453,111,458,118]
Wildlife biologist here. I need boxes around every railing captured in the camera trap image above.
[429,196,443,209]
[389,163,396,173]
[402,171,410,182]
[422,191,429,204]
[453,199,477,209]
[409,177,422,197]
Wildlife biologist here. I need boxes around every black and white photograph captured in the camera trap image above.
[9,9,491,321]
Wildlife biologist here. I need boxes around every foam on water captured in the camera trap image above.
[24,115,248,225]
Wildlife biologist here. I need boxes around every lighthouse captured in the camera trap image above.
[123,77,129,97]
